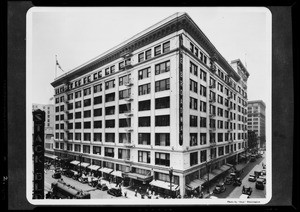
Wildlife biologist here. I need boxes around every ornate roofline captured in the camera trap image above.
[51,12,241,87]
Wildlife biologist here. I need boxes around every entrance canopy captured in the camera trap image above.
[150,180,179,191]
[70,160,80,165]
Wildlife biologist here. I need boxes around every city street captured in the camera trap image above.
[208,153,266,199]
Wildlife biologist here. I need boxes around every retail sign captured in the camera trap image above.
[32,109,45,199]
[179,34,183,146]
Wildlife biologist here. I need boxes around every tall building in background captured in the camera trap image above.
[50,12,249,197]
[247,100,266,149]
[32,99,55,159]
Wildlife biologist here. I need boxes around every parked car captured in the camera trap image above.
[62,169,74,178]
[98,183,108,191]
[256,178,265,190]
[213,183,226,194]
[233,178,242,186]
[261,169,266,175]
[250,156,256,162]
[242,186,252,196]
[248,174,257,182]
[52,171,62,179]
[224,176,234,185]
[258,176,266,184]
[107,188,122,197]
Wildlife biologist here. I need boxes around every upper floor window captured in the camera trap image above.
[83,87,91,96]
[138,133,150,145]
[155,78,170,92]
[154,45,161,56]
[119,74,131,86]
[155,61,170,75]
[138,151,150,163]
[155,115,170,126]
[75,91,81,98]
[138,67,151,80]
[105,79,115,90]
[155,133,170,146]
[119,88,131,100]
[138,83,151,96]
[190,79,198,93]
[190,152,198,166]
[105,92,115,102]
[162,41,170,53]
[155,96,170,109]
[94,84,102,93]
[155,152,170,166]
[138,53,144,63]
[138,116,151,127]
[138,100,150,111]
[145,49,151,60]
[190,62,198,76]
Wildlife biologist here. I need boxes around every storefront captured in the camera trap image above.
[99,167,113,181]
[87,165,101,177]
[150,179,180,198]
[45,153,58,164]
[124,172,153,188]
[69,160,80,171]
[110,170,123,185]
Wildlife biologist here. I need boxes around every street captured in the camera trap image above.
[208,153,266,199]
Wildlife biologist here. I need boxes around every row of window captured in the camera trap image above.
[189,132,247,146]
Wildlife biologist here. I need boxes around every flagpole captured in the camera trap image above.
[55,55,57,79]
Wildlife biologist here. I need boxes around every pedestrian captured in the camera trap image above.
[124,191,127,198]
[135,189,138,197]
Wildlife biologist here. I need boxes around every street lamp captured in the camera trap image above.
[79,154,83,175]
[169,167,173,197]
[205,161,210,194]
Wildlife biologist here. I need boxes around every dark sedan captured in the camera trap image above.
[213,183,226,194]
[107,188,122,197]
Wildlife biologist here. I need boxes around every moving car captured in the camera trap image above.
[213,183,226,194]
[256,178,265,190]
[107,188,122,197]
[242,186,252,196]
[248,174,257,182]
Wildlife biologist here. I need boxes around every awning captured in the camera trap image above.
[79,162,90,168]
[219,164,231,172]
[110,170,123,178]
[45,153,58,160]
[204,173,217,181]
[211,168,223,176]
[150,180,179,191]
[99,167,113,174]
[187,179,206,190]
[70,160,80,165]
[125,172,153,182]
[235,163,247,172]
[88,165,101,171]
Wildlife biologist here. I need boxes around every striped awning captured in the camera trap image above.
[99,167,113,174]
[150,180,179,191]
[211,168,223,176]
[219,164,231,172]
[125,172,153,182]
[187,179,206,190]
[110,170,123,178]
[45,153,58,160]
[79,162,90,168]
[88,165,101,171]
[70,160,80,165]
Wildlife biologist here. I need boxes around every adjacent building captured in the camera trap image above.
[50,12,249,197]
[32,100,55,159]
[247,100,266,149]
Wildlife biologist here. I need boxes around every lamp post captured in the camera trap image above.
[169,167,173,197]
[79,154,83,175]
[205,161,210,194]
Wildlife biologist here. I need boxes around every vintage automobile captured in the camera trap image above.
[88,177,98,187]
[213,183,226,194]
[62,169,74,178]
[72,172,81,181]
[52,171,62,179]
[261,169,266,175]
[256,178,265,190]
[224,176,234,185]
[250,155,256,162]
[242,186,252,196]
[233,178,242,186]
[248,174,257,182]
[239,194,250,199]
[96,183,108,191]
[258,176,266,184]
[107,188,122,197]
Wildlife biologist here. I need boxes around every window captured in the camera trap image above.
[105,106,115,115]
[67,143,73,151]
[105,133,115,143]
[190,97,197,110]
[190,115,198,127]
[104,147,114,157]
[105,79,115,90]
[119,74,131,86]
[119,61,124,70]
[105,68,109,75]
[68,123,73,129]
[75,91,82,99]
[75,122,81,130]
[200,85,207,97]
[138,100,150,111]
[93,146,101,154]
[200,150,207,162]
[67,93,73,100]
[138,116,151,127]
[138,151,150,163]
[94,108,102,117]
[200,69,207,81]
[119,89,131,100]
[190,79,197,93]
[105,120,115,128]
[190,152,198,166]
[155,78,170,92]
[75,112,81,119]
[190,133,198,146]
[138,83,150,95]
[94,121,102,128]
[155,96,170,109]
[138,67,151,80]
[154,45,161,56]
[84,110,91,118]
[145,49,151,60]
[155,61,170,75]
[55,106,59,112]
[84,99,91,107]
[200,101,207,112]
[94,84,102,93]
[75,101,81,109]
[138,52,144,63]
[190,42,194,53]
[138,133,151,145]
[75,133,81,141]
[84,122,91,129]
[190,62,198,76]
[98,70,102,78]
[200,117,207,128]
[155,115,170,126]
[60,105,64,111]
[155,152,170,166]
[94,133,102,142]
[119,133,131,143]
[119,149,130,160]
[200,133,207,145]
[83,88,91,96]
[110,65,115,74]
[105,92,115,102]
[119,103,131,114]
[163,41,170,53]
[94,96,102,105]
[154,133,170,146]
[218,146,224,156]
[218,133,223,142]
[119,118,131,128]
[83,133,91,141]
[67,103,73,110]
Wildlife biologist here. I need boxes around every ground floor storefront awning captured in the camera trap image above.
[211,168,223,176]
[45,153,58,160]
[70,160,80,165]
[99,167,113,174]
[110,170,123,178]
[186,179,206,190]
[79,162,90,168]
[150,180,179,191]
[219,164,232,172]
[88,165,101,171]
[234,163,248,172]
[204,173,217,181]
[124,172,153,182]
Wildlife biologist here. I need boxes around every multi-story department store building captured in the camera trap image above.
[51,12,249,197]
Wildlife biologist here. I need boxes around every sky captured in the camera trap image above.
[27,7,271,139]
